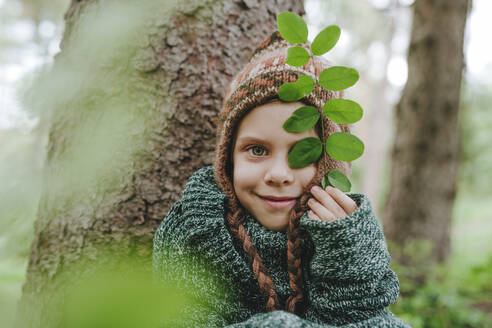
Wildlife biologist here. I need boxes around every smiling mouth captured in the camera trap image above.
[259,195,298,201]
[258,195,297,209]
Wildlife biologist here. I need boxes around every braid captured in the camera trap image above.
[224,198,280,312]
[285,194,310,315]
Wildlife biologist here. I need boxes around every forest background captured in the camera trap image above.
[1,0,491,327]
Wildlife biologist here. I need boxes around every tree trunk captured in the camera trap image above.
[18,0,304,327]
[382,0,470,275]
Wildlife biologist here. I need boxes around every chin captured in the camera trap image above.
[260,217,289,232]
[268,224,288,232]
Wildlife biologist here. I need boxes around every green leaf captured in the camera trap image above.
[311,25,341,56]
[323,99,363,124]
[296,75,315,95]
[276,12,308,44]
[286,46,310,67]
[327,169,351,192]
[283,106,320,133]
[321,174,329,189]
[325,132,364,161]
[319,66,359,91]
[288,137,322,168]
[278,82,304,102]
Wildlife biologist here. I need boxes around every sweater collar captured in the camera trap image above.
[181,165,288,266]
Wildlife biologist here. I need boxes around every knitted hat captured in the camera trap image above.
[213,32,351,200]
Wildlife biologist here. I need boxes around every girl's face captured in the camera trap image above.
[232,101,318,231]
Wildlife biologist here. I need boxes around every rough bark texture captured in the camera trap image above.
[18,0,304,327]
[382,0,470,270]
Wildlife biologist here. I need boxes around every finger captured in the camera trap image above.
[307,198,337,222]
[308,210,320,220]
[325,186,358,215]
[311,186,347,218]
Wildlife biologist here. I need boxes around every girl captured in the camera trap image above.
[153,32,410,327]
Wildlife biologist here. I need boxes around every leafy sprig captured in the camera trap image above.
[276,12,364,192]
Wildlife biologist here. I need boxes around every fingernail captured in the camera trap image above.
[311,186,321,193]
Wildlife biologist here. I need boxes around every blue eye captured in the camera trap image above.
[248,145,266,156]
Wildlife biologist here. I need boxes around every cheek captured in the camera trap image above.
[233,156,262,191]
[299,164,317,187]
[233,160,264,190]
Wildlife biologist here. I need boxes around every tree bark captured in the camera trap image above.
[18,0,304,327]
[382,0,470,273]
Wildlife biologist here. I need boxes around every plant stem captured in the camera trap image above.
[314,71,328,182]
[320,104,328,180]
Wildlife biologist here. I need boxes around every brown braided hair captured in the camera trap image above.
[224,192,312,314]
[224,197,281,311]
[284,194,309,314]
[222,111,332,315]
[224,181,313,314]
[214,32,351,316]
[282,108,337,314]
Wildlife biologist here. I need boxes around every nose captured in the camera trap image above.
[264,157,294,185]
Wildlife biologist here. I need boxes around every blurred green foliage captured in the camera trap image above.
[0,128,43,259]
[1,1,179,327]
[60,259,188,328]
[10,251,200,328]
[1,0,491,327]
[0,128,42,328]
[390,254,492,328]
[0,258,25,328]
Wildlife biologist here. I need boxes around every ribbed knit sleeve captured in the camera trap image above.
[300,194,410,327]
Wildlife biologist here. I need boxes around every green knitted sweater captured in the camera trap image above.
[153,165,411,327]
